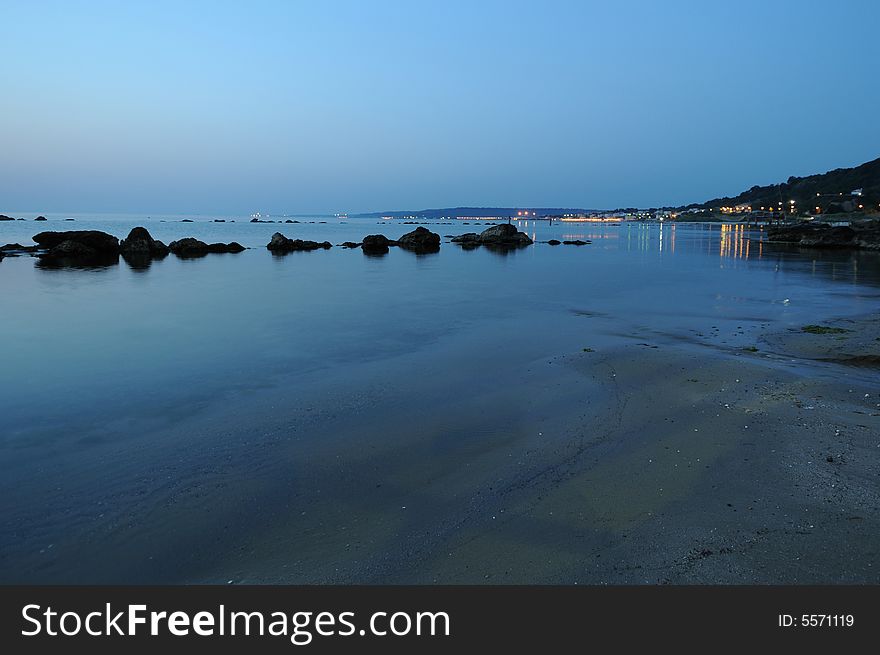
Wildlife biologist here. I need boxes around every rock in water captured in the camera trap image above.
[451,224,533,248]
[397,226,440,252]
[0,243,39,255]
[33,230,120,254]
[361,234,395,254]
[767,220,880,250]
[34,216,47,221]
[478,223,533,246]
[266,232,331,252]
[169,238,210,256]
[169,237,245,256]
[120,226,169,259]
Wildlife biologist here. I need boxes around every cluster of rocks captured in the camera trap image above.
[265,226,441,255]
[450,223,533,249]
[168,237,245,257]
[0,214,56,222]
[2,227,246,267]
[767,220,880,250]
[2,220,596,266]
[360,227,441,254]
[547,239,591,246]
[267,232,332,253]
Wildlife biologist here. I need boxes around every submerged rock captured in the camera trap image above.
[34,216,47,221]
[547,239,561,245]
[397,226,440,252]
[266,232,331,252]
[340,241,361,249]
[0,243,39,255]
[562,239,590,245]
[767,220,880,250]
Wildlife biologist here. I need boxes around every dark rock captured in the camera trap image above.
[562,239,590,245]
[340,242,361,249]
[168,237,209,256]
[397,226,440,252]
[169,238,245,256]
[48,240,96,257]
[547,239,561,245]
[181,219,194,222]
[479,223,532,245]
[38,239,120,267]
[361,234,395,254]
[0,215,15,221]
[0,243,40,258]
[64,218,75,221]
[120,227,169,258]
[34,216,47,221]
[266,232,331,253]
[207,241,245,253]
[213,219,226,223]
[33,230,120,254]
[1,243,39,253]
[767,220,880,250]
[452,224,533,248]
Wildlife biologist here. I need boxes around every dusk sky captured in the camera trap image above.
[3,0,878,214]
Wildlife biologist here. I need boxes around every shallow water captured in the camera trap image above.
[1,216,878,582]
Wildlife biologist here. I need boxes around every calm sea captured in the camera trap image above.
[1,214,878,582]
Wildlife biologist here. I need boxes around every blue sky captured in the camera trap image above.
[2,0,878,213]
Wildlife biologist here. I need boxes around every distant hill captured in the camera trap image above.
[353,207,594,219]
[682,157,880,215]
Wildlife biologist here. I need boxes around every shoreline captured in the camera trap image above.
[5,313,875,584]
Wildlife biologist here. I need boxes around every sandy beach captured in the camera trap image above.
[395,318,880,583]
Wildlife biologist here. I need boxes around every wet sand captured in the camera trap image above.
[396,320,880,583]
[2,309,878,584]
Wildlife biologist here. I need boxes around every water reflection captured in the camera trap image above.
[719,223,755,259]
[35,254,120,270]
